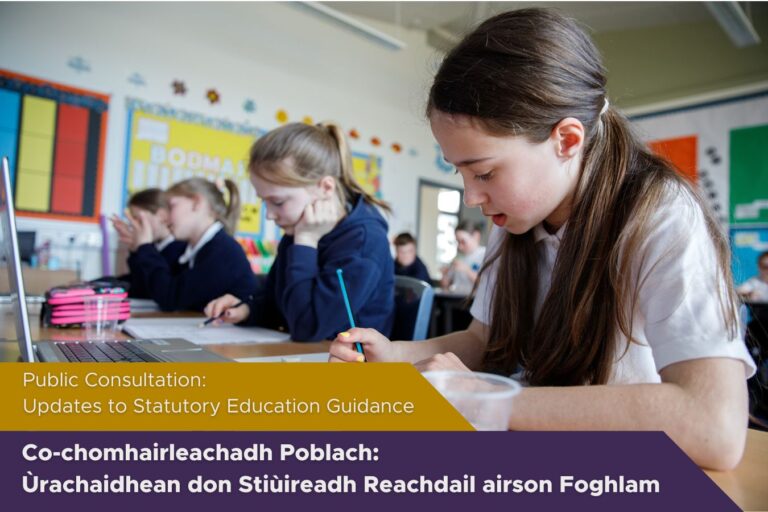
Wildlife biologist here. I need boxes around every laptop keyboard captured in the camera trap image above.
[55,341,160,362]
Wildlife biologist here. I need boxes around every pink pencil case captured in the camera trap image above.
[43,284,131,328]
[51,304,130,317]
[47,288,128,306]
[49,310,131,326]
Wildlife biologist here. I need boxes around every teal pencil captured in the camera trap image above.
[336,269,365,357]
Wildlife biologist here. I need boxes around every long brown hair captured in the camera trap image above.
[248,122,390,212]
[428,8,739,385]
[166,177,241,235]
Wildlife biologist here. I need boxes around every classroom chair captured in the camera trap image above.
[391,275,435,341]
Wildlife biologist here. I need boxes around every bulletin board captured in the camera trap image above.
[123,98,265,235]
[0,69,109,223]
[124,98,384,239]
[632,91,768,225]
[730,226,768,284]
[631,91,768,284]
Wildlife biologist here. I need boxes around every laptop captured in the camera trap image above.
[0,156,231,363]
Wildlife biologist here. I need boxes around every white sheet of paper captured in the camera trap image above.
[122,317,290,345]
[236,352,329,363]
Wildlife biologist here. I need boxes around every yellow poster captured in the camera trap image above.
[124,99,263,234]
[351,152,383,199]
[124,99,383,237]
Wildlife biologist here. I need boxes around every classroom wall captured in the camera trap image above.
[0,2,463,280]
[595,13,768,109]
[3,2,767,282]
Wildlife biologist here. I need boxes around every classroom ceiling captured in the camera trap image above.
[321,1,768,51]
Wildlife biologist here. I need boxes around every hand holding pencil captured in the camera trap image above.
[203,294,250,326]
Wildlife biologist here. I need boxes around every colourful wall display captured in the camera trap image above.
[124,98,383,240]
[730,226,768,285]
[351,151,382,199]
[632,92,768,286]
[0,69,109,223]
[123,98,264,235]
[730,124,768,225]
[632,92,768,226]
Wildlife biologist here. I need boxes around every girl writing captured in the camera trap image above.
[330,9,755,470]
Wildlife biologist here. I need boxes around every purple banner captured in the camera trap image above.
[0,431,737,511]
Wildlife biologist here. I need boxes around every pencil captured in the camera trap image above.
[199,300,245,327]
[336,268,365,357]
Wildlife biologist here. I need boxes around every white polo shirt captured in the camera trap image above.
[737,277,768,303]
[470,187,756,384]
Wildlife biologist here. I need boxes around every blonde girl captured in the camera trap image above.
[128,177,256,311]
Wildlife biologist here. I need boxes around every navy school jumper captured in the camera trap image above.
[124,240,186,299]
[243,195,395,341]
[128,229,256,312]
[395,256,431,284]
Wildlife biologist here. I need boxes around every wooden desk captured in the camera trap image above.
[0,267,78,295]
[0,304,329,362]
[705,428,768,511]
[1,306,765,509]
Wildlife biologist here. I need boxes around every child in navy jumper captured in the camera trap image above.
[393,232,432,284]
[126,178,256,312]
[205,122,395,341]
[111,188,186,299]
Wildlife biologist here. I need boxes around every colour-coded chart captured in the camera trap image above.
[0,69,108,223]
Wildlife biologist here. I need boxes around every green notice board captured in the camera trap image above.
[730,124,768,224]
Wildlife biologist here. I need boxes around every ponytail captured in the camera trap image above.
[167,177,241,236]
[318,121,391,213]
[249,121,390,213]
[221,179,241,235]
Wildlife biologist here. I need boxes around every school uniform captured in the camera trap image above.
[444,245,486,293]
[129,222,256,312]
[243,195,395,341]
[470,185,756,384]
[124,236,186,299]
[395,256,431,284]
[737,277,768,302]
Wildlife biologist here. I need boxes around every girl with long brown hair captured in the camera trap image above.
[205,122,394,341]
[330,8,755,470]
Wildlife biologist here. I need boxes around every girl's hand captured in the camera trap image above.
[127,209,154,247]
[204,294,250,325]
[329,328,398,362]
[111,214,139,251]
[414,352,472,373]
[294,197,342,248]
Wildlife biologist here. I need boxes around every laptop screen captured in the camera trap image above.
[0,157,35,362]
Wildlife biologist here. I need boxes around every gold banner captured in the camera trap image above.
[0,363,472,431]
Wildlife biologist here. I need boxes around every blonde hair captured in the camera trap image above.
[248,122,390,212]
[166,177,241,235]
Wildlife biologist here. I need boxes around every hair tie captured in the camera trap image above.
[600,97,610,116]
